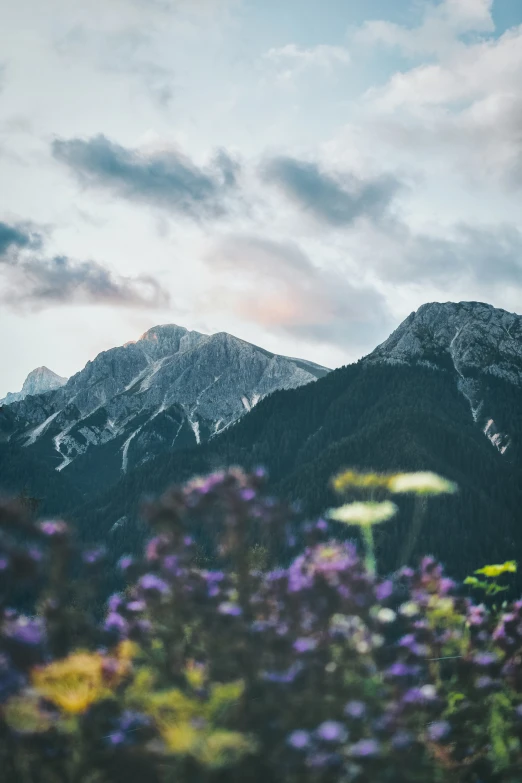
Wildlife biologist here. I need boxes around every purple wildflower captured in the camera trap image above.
[218,602,242,616]
[266,568,287,582]
[349,739,380,757]
[316,721,348,743]
[262,662,303,684]
[386,662,421,678]
[287,730,310,749]
[344,701,366,719]
[139,574,170,595]
[162,555,181,575]
[398,634,429,657]
[118,556,134,571]
[38,520,68,537]
[427,721,451,742]
[375,580,393,601]
[107,731,126,747]
[204,570,224,582]
[4,618,45,647]
[240,488,256,502]
[473,652,498,667]
[402,685,437,705]
[293,637,317,653]
[108,594,124,613]
[475,676,500,690]
[104,613,129,636]
[82,547,105,565]
[28,547,43,563]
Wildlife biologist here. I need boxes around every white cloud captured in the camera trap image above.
[356,0,494,57]
[347,2,522,191]
[263,43,350,84]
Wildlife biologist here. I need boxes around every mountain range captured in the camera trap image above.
[0,325,328,496]
[1,300,521,584]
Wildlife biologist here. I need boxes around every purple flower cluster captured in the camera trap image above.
[2,471,522,783]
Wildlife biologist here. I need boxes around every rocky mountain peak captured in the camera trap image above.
[1,366,67,406]
[0,323,330,483]
[366,301,522,385]
[365,301,522,456]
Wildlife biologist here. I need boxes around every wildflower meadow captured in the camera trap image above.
[1,467,522,782]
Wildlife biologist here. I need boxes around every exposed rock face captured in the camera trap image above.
[0,324,329,481]
[366,301,522,383]
[0,367,68,406]
[365,301,522,454]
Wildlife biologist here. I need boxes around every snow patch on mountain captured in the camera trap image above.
[0,324,331,482]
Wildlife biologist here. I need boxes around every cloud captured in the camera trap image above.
[0,220,169,310]
[350,219,522,292]
[262,156,402,226]
[52,134,240,219]
[263,43,350,84]
[205,235,392,349]
[355,0,494,57]
[55,26,175,107]
[349,1,522,190]
[0,221,42,256]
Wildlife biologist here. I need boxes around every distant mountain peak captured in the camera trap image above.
[0,323,330,485]
[366,300,522,382]
[366,300,522,455]
[1,366,68,406]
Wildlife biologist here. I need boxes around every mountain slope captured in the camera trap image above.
[71,302,522,585]
[367,301,522,457]
[1,366,67,405]
[0,324,329,497]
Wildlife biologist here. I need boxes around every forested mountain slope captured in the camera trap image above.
[73,360,522,583]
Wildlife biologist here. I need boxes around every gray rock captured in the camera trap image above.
[0,367,68,406]
[0,324,329,477]
[365,300,522,454]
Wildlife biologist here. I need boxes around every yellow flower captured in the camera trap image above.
[328,501,397,527]
[199,730,257,769]
[32,652,110,714]
[475,561,517,578]
[185,660,206,690]
[388,472,457,496]
[331,470,392,494]
[4,691,53,734]
[159,720,200,754]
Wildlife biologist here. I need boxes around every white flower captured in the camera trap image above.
[327,501,398,527]
[376,608,396,624]
[399,601,420,617]
[388,472,457,496]
[420,684,437,700]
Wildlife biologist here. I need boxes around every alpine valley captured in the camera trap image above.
[1,301,521,583]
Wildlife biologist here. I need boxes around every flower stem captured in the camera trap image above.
[397,495,427,570]
[362,525,376,576]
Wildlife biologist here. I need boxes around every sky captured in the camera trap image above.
[1,0,522,395]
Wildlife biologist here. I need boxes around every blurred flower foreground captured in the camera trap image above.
[1,467,522,783]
